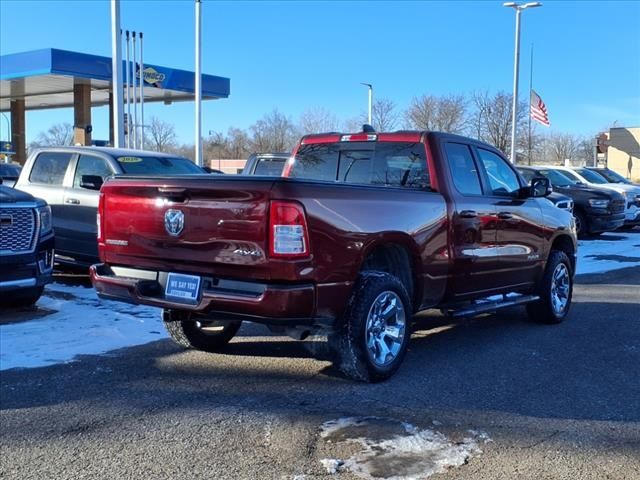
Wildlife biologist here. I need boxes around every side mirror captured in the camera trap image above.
[530,177,551,197]
[80,174,103,191]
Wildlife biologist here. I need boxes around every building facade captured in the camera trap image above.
[606,127,640,182]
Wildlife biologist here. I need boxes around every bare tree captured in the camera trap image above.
[225,127,252,158]
[148,117,177,152]
[545,132,579,165]
[298,107,341,135]
[469,91,527,157]
[250,109,298,152]
[342,116,364,133]
[31,123,73,147]
[371,98,399,131]
[404,94,467,133]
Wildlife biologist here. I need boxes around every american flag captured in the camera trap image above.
[530,89,550,127]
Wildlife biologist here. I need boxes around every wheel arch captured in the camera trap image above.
[357,233,422,310]
[549,233,577,275]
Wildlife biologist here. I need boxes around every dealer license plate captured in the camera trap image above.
[165,273,201,303]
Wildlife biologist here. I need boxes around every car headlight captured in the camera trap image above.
[588,198,609,208]
[38,205,52,236]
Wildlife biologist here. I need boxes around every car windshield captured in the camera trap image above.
[538,169,577,187]
[594,168,630,184]
[115,155,203,175]
[0,164,21,178]
[574,168,608,184]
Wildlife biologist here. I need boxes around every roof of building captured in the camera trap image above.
[0,48,230,111]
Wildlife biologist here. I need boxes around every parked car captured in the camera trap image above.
[0,163,22,188]
[554,166,640,230]
[91,130,577,382]
[0,179,54,306]
[202,166,225,174]
[14,147,205,266]
[586,167,638,187]
[517,166,625,237]
[241,153,289,176]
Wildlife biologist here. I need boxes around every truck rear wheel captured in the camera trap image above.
[526,250,573,324]
[162,309,242,352]
[331,271,411,382]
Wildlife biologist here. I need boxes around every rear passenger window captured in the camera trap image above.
[291,142,430,190]
[444,143,482,195]
[73,155,113,188]
[29,152,72,185]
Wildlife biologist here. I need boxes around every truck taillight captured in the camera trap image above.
[97,192,104,242]
[269,200,310,258]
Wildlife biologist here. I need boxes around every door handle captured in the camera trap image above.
[497,212,513,220]
[65,198,80,205]
[459,210,478,218]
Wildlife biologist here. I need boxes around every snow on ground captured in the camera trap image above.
[0,283,163,370]
[576,231,640,275]
[0,231,638,371]
[319,417,490,479]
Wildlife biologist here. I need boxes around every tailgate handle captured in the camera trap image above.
[157,187,187,194]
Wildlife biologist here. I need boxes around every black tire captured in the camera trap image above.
[331,271,412,383]
[574,211,589,238]
[526,250,573,324]
[0,286,44,308]
[162,309,242,352]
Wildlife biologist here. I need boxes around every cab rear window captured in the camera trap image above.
[289,142,430,190]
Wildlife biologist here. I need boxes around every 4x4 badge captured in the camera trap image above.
[164,209,184,236]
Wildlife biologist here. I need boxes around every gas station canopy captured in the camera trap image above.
[0,48,230,111]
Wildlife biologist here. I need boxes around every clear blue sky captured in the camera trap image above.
[1,0,639,144]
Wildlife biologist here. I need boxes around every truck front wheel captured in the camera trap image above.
[162,309,242,352]
[331,271,412,382]
[527,250,573,324]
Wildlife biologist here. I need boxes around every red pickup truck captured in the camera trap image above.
[91,130,577,382]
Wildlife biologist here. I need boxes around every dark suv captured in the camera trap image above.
[0,181,54,306]
[518,166,625,237]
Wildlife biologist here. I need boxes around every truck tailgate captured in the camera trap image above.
[99,176,280,279]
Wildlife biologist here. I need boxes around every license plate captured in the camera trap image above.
[165,273,201,303]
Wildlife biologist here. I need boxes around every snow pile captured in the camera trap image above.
[0,282,163,370]
[319,417,489,479]
[576,232,640,275]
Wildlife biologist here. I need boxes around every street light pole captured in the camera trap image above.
[361,83,372,125]
[504,2,541,163]
[110,0,125,148]
[194,0,203,167]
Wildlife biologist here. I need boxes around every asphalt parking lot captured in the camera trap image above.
[1,262,639,479]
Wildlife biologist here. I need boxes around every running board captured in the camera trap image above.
[447,294,540,318]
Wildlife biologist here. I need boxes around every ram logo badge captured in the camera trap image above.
[164,209,184,236]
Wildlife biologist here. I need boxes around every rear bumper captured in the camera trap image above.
[90,263,352,329]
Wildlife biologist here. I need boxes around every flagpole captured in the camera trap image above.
[528,44,533,165]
